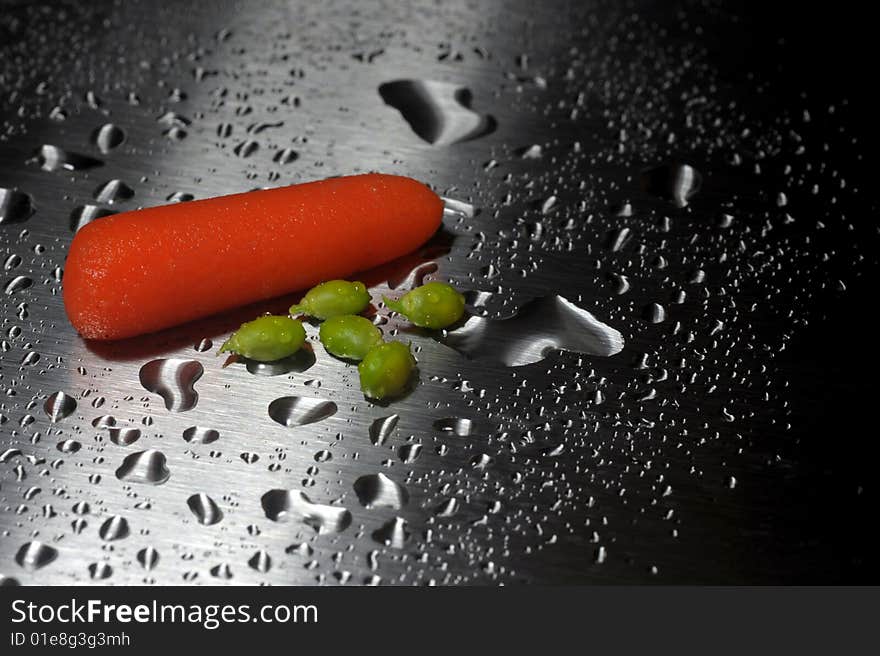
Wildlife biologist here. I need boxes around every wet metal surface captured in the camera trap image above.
[1,1,878,585]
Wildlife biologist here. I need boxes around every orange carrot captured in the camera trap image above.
[63,173,443,340]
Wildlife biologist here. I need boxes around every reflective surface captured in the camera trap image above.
[1,1,877,585]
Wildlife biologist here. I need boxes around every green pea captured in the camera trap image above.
[289,280,371,320]
[383,281,465,329]
[319,315,383,361]
[358,341,416,401]
[219,315,306,362]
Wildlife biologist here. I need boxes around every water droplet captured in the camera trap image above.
[398,443,422,463]
[641,164,702,207]
[194,338,213,352]
[268,397,337,427]
[44,391,76,422]
[286,543,313,557]
[244,349,315,376]
[183,426,219,444]
[108,427,141,446]
[92,415,116,428]
[137,547,159,570]
[369,414,399,445]
[261,489,352,533]
[93,179,134,204]
[371,517,409,548]
[233,140,259,158]
[70,204,117,232]
[353,473,409,509]
[4,276,32,295]
[432,417,472,436]
[248,550,272,573]
[273,148,299,164]
[115,449,170,485]
[99,515,130,541]
[379,79,496,145]
[187,493,223,525]
[33,145,102,171]
[210,563,233,579]
[167,191,194,202]
[434,497,459,517]
[91,124,126,153]
[88,562,113,580]
[643,303,666,323]
[0,188,34,224]
[445,296,624,366]
[15,541,58,570]
[57,439,81,453]
[139,359,203,412]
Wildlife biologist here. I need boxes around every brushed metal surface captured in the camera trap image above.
[1,0,877,585]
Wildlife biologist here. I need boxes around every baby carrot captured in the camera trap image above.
[63,173,443,340]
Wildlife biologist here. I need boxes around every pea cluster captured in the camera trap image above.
[219,278,464,401]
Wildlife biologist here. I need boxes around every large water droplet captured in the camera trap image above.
[98,515,130,541]
[0,188,34,224]
[261,489,352,533]
[91,124,126,154]
[445,296,624,366]
[70,204,117,232]
[34,144,103,171]
[187,493,223,525]
[88,562,113,580]
[182,426,219,444]
[93,179,134,204]
[353,473,409,509]
[3,275,32,295]
[379,79,496,145]
[372,517,410,548]
[641,164,702,207]
[248,551,272,573]
[433,417,472,436]
[137,547,160,570]
[369,414,399,445]
[108,427,141,446]
[434,497,459,517]
[398,443,422,463]
[244,349,315,376]
[268,397,337,427]
[139,359,203,412]
[273,148,299,164]
[44,391,76,422]
[15,541,58,570]
[115,449,170,485]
